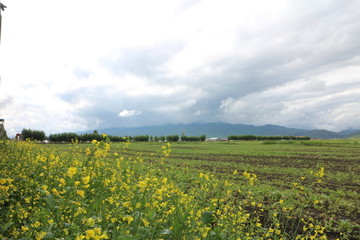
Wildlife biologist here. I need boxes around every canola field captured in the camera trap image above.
[0,138,359,239]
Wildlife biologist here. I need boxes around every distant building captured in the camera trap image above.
[206,137,223,141]
[15,133,22,141]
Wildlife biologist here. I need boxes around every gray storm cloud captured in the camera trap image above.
[70,1,360,131]
[2,0,360,134]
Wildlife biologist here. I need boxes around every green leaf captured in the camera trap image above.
[209,231,217,237]
[148,210,157,221]
[2,221,13,232]
[44,194,55,209]
[201,211,213,225]
[137,226,148,236]
[122,236,146,240]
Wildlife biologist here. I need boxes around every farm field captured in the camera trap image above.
[122,140,360,193]
[107,140,360,239]
[1,139,359,239]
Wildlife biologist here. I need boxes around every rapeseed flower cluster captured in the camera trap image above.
[0,139,334,239]
[310,166,325,183]
[243,171,257,185]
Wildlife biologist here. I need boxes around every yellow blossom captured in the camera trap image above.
[58,178,66,185]
[86,148,92,155]
[76,235,86,240]
[76,190,85,198]
[86,229,96,239]
[123,215,134,224]
[141,218,150,226]
[36,155,47,162]
[21,226,29,232]
[67,167,77,178]
[52,188,60,196]
[36,231,47,240]
[32,221,41,228]
[82,176,91,184]
[85,217,96,227]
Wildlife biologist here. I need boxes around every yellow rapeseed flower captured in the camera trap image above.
[123,215,134,224]
[85,217,96,227]
[67,167,77,178]
[82,176,91,184]
[36,231,47,240]
[36,155,47,162]
[76,190,85,198]
[76,235,86,240]
[52,188,60,196]
[86,229,96,239]
[318,167,325,178]
[141,218,150,227]
[138,180,148,188]
[21,226,29,232]
[86,148,92,155]
[32,221,41,228]
[103,179,111,186]
[58,178,66,186]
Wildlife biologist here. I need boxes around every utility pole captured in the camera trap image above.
[0,1,6,43]
[0,1,7,140]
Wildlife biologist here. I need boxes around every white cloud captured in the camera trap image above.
[302,80,327,92]
[1,0,360,135]
[194,110,204,116]
[217,75,360,131]
[118,110,142,118]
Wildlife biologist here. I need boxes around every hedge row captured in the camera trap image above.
[228,135,311,141]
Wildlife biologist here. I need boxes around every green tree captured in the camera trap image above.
[166,135,179,142]
[21,128,46,141]
[0,122,8,140]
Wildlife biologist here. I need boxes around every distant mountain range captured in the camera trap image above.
[84,123,360,139]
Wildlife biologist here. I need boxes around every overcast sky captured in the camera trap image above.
[1,0,360,137]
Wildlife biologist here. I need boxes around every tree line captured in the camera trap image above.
[19,129,207,143]
[228,135,311,141]
[20,129,127,142]
[21,129,46,141]
[20,128,311,142]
